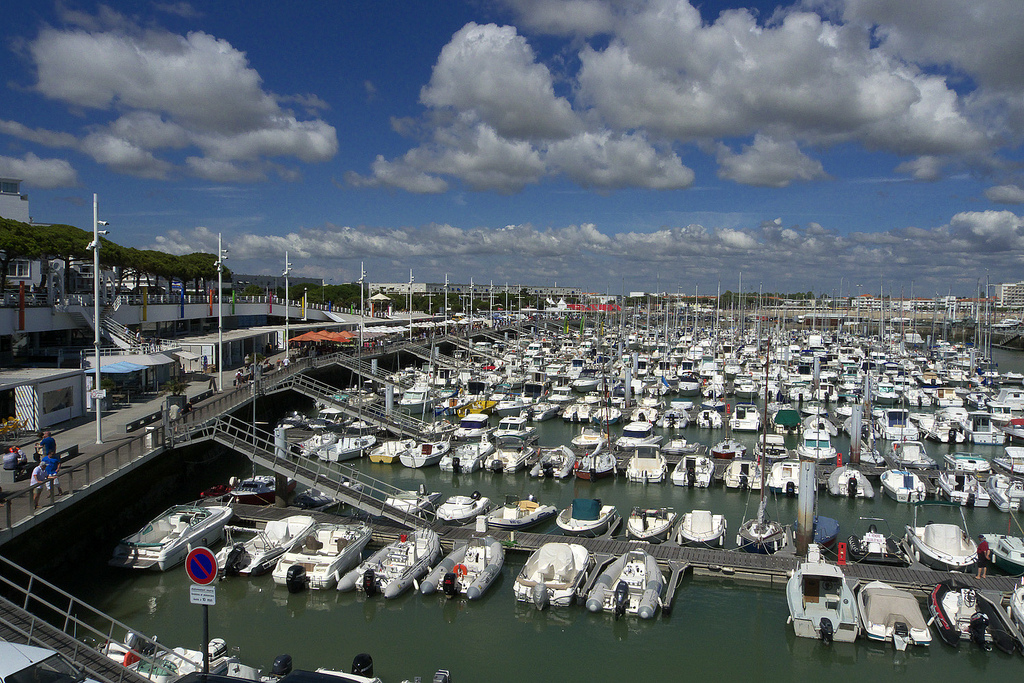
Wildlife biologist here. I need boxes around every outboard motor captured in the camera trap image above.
[362,569,378,596]
[351,654,373,677]
[224,543,246,577]
[686,460,695,488]
[847,477,858,498]
[786,481,796,497]
[531,583,549,610]
[613,580,630,620]
[739,474,748,490]
[452,457,461,474]
[271,654,293,677]
[892,621,910,651]
[432,670,451,683]
[542,462,553,477]
[442,572,459,598]
[490,460,503,472]
[818,617,834,645]
[285,565,307,593]
[969,612,992,650]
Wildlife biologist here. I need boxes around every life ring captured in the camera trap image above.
[573,460,580,470]
[454,563,468,577]
[123,651,140,667]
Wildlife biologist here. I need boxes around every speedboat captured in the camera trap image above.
[439,435,494,473]
[271,521,373,591]
[846,520,907,566]
[525,402,559,421]
[383,487,444,515]
[876,408,918,441]
[993,446,1024,475]
[753,433,790,463]
[657,408,689,430]
[573,442,617,480]
[982,534,1024,575]
[943,451,990,474]
[585,549,665,620]
[786,544,860,644]
[570,426,607,450]
[624,444,667,483]
[368,438,416,464]
[453,413,492,440]
[529,445,576,478]
[513,542,592,609]
[484,494,557,530]
[398,383,436,413]
[710,438,746,459]
[767,460,800,496]
[671,454,714,487]
[905,504,977,571]
[723,459,761,490]
[937,472,990,507]
[435,492,492,525]
[320,435,376,462]
[109,504,233,571]
[886,440,935,469]
[880,469,927,503]
[615,421,662,451]
[555,498,618,537]
[930,580,1024,652]
[337,528,441,598]
[986,473,1024,512]
[216,514,316,577]
[400,439,451,468]
[420,535,504,600]
[675,509,727,548]
[729,403,761,432]
[104,636,250,683]
[494,414,538,442]
[227,475,295,505]
[485,435,536,473]
[661,438,700,455]
[591,405,622,426]
[695,409,723,429]
[795,428,836,462]
[827,467,874,498]
[626,507,677,543]
[856,580,932,650]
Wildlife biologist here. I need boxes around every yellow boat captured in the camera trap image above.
[457,399,497,417]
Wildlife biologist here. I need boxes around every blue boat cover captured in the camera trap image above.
[571,498,601,520]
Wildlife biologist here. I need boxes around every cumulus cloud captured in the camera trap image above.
[986,184,1024,204]
[716,135,828,187]
[895,155,944,181]
[4,8,337,180]
[0,152,78,188]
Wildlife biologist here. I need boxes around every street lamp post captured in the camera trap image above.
[283,252,291,360]
[89,193,109,444]
[408,269,414,342]
[358,262,365,357]
[444,274,449,333]
[215,233,227,393]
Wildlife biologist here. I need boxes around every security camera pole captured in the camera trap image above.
[89,194,109,444]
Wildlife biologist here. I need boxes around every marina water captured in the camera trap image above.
[56,348,1024,682]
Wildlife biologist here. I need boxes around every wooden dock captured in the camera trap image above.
[231,504,1019,597]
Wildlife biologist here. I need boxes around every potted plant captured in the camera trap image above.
[162,378,189,410]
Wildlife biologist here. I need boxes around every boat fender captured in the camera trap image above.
[818,617,834,645]
[442,572,459,598]
[586,585,606,612]
[362,569,378,596]
[454,563,468,577]
[351,654,373,678]
[271,654,293,677]
[613,580,629,619]
[285,565,307,593]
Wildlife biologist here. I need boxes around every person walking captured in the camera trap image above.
[39,431,56,457]
[30,462,47,509]
[976,534,991,579]
[41,449,64,496]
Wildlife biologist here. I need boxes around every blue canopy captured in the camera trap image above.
[100,361,147,374]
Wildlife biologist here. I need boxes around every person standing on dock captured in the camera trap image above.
[976,535,991,579]
[30,462,47,509]
[41,448,64,497]
[39,431,56,458]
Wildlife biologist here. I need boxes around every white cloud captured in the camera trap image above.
[547,131,695,189]
[716,135,828,187]
[986,184,1024,204]
[894,155,943,181]
[0,152,78,188]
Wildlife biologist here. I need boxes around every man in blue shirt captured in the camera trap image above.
[40,449,64,496]
[39,431,56,457]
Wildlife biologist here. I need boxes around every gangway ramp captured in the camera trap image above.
[319,353,418,390]
[182,414,441,530]
[444,336,507,362]
[401,343,461,370]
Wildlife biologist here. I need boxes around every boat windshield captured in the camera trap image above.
[7,654,86,683]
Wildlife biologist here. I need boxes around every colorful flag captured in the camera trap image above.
[231,289,236,315]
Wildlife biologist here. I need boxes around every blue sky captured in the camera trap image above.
[2,0,1024,297]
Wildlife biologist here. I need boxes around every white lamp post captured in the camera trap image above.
[408,269,414,342]
[215,233,227,393]
[444,273,449,332]
[283,252,291,360]
[88,194,109,444]
[358,262,365,356]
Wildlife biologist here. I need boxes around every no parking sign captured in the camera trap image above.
[185,547,218,585]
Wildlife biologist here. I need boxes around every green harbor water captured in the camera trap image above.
[54,347,1024,682]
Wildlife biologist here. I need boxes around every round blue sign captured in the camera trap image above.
[185,547,218,585]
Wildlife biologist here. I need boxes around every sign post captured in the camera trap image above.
[185,547,218,674]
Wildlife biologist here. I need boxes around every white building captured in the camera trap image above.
[0,178,30,223]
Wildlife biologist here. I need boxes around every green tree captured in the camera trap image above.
[0,218,45,292]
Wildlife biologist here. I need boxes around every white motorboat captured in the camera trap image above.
[485,494,557,530]
[556,498,618,537]
[420,535,504,600]
[943,451,990,474]
[657,408,689,430]
[753,433,790,463]
[337,528,441,598]
[661,438,700,455]
[615,421,663,451]
[271,521,373,591]
[964,411,1004,445]
[436,492,492,525]
[297,431,339,458]
[494,395,529,418]
[571,425,607,449]
[453,413,492,441]
[591,405,622,426]
[986,473,1024,512]
[786,544,860,644]
[880,469,927,503]
[624,444,667,483]
[710,438,746,459]
[1014,580,1024,633]
[513,542,593,609]
[695,409,723,429]
[485,435,536,473]
[226,475,295,506]
[729,403,761,432]
[886,440,935,469]
[795,428,837,462]
[982,534,1024,575]
[529,445,576,478]
[110,505,233,571]
[676,509,727,548]
[875,408,918,441]
[440,435,494,473]
[827,467,874,498]
[104,636,250,683]
[937,472,991,507]
[493,414,538,442]
[384,487,444,515]
[856,580,932,650]
[573,442,617,480]
[320,434,376,462]
[217,514,316,577]
[671,454,714,487]
[525,402,559,421]
[930,580,1024,652]
[585,549,665,620]
[905,504,977,571]
[723,459,761,490]
[399,439,451,468]
[767,460,801,496]
[368,438,416,464]
[399,383,436,413]
[993,446,1024,475]
[626,507,677,543]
